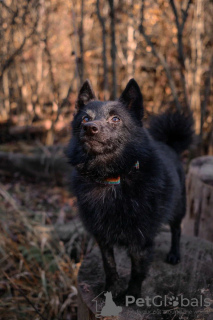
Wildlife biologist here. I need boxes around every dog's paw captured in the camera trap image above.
[113,289,128,305]
[105,281,124,299]
[166,252,180,265]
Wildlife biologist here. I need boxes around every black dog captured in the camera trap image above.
[67,79,193,298]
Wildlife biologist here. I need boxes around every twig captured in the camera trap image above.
[169,0,192,68]
[0,183,36,234]
[181,0,193,31]
[0,0,15,14]
[0,183,22,214]
[35,140,52,157]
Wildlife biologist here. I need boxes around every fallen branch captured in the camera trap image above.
[9,120,52,136]
[0,150,71,184]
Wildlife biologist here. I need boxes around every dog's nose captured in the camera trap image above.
[83,122,99,135]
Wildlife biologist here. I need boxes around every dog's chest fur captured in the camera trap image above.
[72,167,174,249]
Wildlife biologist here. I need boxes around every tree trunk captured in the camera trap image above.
[36,0,45,105]
[96,0,109,99]
[190,0,204,133]
[183,156,213,241]
[2,69,10,118]
[126,0,136,80]
[79,0,84,85]
[108,0,117,99]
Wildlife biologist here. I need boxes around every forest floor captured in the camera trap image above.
[0,170,80,320]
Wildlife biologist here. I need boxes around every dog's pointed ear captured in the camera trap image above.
[119,79,143,120]
[76,80,96,109]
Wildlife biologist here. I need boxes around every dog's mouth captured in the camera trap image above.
[80,137,108,154]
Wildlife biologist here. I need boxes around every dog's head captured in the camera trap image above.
[72,79,143,154]
[68,79,144,177]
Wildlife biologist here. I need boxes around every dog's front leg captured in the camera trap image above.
[98,242,121,297]
[128,245,153,299]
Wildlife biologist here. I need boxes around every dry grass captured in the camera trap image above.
[0,183,78,320]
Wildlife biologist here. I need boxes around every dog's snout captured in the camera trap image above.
[83,122,99,135]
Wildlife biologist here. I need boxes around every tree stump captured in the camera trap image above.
[183,156,213,242]
[78,231,213,320]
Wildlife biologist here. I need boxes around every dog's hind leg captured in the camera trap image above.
[167,195,186,265]
[166,219,182,265]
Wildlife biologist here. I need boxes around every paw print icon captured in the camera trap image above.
[167,296,179,307]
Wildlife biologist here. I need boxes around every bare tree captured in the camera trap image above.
[44,8,59,102]
[96,0,109,99]
[0,0,39,84]
[169,0,192,111]
[190,0,204,133]
[200,54,213,140]
[70,3,81,90]
[78,0,84,85]
[139,0,182,111]
[36,0,45,106]
[138,0,192,112]
[127,0,137,79]
[108,0,117,99]
[0,0,39,121]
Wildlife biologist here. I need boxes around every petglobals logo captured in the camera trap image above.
[125,294,211,308]
[92,291,123,318]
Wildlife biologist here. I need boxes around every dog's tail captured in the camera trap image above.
[148,111,194,154]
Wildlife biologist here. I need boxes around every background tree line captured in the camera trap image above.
[0,0,212,153]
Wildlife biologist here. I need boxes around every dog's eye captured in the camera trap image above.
[82,116,89,123]
[111,116,120,123]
